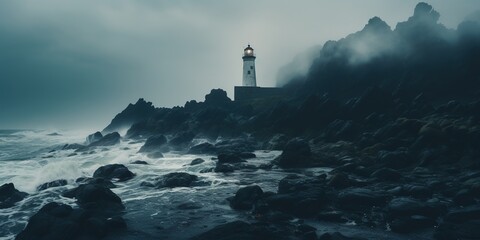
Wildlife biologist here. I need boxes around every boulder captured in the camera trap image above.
[61,143,85,150]
[88,132,121,147]
[146,172,198,188]
[389,215,436,233]
[37,179,68,191]
[190,158,205,165]
[188,142,217,154]
[217,153,246,164]
[15,202,126,240]
[377,151,412,169]
[214,163,235,173]
[191,221,283,240]
[131,160,148,165]
[76,177,116,188]
[62,184,124,213]
[0,183,28,209]
[434,220,480,240]
[93,164,134,182]
[371,168,402,181]
[274,138,312,168]
[318,232,367,240]
[265,134,288,150]
[228,185,264,210]
[215,139,257,154]
[386,197,446,219]
[86,131,103,145]
[168,131,195,149]
[138,135,167,153]
[328,173,355,189]
[336,188,388,210]
[445,205,480,223]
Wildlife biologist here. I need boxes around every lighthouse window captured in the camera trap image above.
[247,71,251,74]
[250,66,253,69]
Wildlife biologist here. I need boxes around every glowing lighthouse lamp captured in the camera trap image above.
[242,45,257,87]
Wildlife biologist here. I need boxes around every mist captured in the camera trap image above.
[284,2,480,103]
[0,0,478,130]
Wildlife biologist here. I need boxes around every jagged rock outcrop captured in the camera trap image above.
[103,98,156,133]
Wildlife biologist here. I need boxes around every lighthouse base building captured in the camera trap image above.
[234,44,287,102]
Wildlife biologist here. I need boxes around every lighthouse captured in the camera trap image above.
[235,44,285,102]
[242,45,257,87]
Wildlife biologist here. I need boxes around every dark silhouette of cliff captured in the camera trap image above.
[103,98,156,133]
[284,2,480,104]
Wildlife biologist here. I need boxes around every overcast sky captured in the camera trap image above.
[0,0,478,130]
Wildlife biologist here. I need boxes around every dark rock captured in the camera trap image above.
[445,205,480,223]
[237,152,256,159]
[318,232,367,240]
[434,220,480,240]
[62,184,124,213]
[191,220,283,240]
[214,163,235,173]
[274,138,312,168]
[138,135,167,153]
[76,177,116,188]
[323,119,359,142]
[400,185,433,199]
[131,160,148,165]
[16,202,127,240]
[387,197,446,219]
[390,215,436,233]
[176,202,202,210]
[204,89,233,108]
[0,183,28,209]
[103,98,156,133]
[266,184,327,218]
[37,180,68,191]
[317,211,348,223]
[336,188,388,210]
[86,131,103,145]
[148,172,198,188]
[453,189,476,206]
[188,142,217,154]
[328,173,354,189]
[377,151,412,169]
[62,143,85,150]
[265,134,288,150]
[88,132,121,147]
[93,164,134,182]
[190,158,205,165]
[168,131,195,149]
[228,185,264,210]
[217,153,246,164]
[371,168,402,181]
[215,139,257,154]
[296,224,317,239]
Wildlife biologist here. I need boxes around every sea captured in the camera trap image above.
[0,129,297,239]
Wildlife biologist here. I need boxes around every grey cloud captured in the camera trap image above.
[0,1,478,129]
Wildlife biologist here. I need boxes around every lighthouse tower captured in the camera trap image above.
[242,45,257,87]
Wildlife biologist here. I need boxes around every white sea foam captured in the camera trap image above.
[0,129,328,240]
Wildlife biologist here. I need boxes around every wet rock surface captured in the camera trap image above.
[15,202,126,240]
[142,172,199,188]
[37,179,68,191]
[0,183,28,209]
[93,164,135,182]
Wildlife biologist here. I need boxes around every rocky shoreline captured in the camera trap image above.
[3,2,480,239]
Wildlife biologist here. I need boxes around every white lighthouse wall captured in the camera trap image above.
[242,58,257,87]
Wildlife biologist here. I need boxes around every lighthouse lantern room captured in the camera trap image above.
[242,45,257,87]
